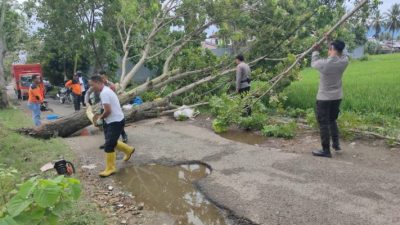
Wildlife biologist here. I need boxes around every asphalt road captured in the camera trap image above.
[66,117,400,225]
[8,84,400,224]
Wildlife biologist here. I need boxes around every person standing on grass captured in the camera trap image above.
[28,75,44,127]
[311,38,349,158]
[65,74,82,112]
[235,54,252,115]
[89,75,135,177]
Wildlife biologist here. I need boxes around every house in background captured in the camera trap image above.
[201,33,234,57]
[348,45,365,59]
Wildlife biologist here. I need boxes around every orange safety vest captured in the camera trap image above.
[28,84,44,104]
[65,80,81,95]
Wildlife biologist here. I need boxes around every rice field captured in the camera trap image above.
[285,53,400,117]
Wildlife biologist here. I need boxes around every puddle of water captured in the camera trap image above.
[114,164,227,225]
[219,130,267,145]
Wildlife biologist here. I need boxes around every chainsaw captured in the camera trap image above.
[40,159,75,176]
[40,101,54,112]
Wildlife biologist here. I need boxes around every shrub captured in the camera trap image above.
[261,122,297,139]
[141,91,159,102]
[305,108,317,128]
[365,41,381,55]
[0,166,20,207]
[210,94,242,133]
[359,54,369,61]
[0,176,81,225]
[238,113,267,130]
[287,108,307,118]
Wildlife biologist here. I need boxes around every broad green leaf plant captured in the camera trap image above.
[0,174,81,225]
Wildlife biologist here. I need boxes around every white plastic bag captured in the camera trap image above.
[122,104,133,110]
[174,105,194,120]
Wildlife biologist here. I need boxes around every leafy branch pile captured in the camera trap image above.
[0,0,380,138]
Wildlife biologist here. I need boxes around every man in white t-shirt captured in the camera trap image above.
[89,75,135,177]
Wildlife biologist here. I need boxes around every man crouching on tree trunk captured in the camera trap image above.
[89,75,135,177]
[311,38,349,158]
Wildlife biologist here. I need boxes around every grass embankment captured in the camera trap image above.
[285,53,400,143]
[0,108,105,224]
[286,53,400,116]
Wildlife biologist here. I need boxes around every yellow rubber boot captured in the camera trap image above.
[99,152,116,177]
[116,141,135,161]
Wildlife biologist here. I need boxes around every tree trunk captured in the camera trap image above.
[18,99,169,139]
[119,43,150,91]
[63,57,68,81]
[120,49,129,83]
[0,49,9,109]
[73,52,78,74]
[0,1,9,109]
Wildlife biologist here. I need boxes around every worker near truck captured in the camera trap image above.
[39,77,46,99]
[28,75,44,126]
[76,71,89,108]
[65,74,82,112]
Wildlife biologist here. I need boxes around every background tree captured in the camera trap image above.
[25,0,118,83]
[0,0,26,108]
[18,0,376,138]
[370,10,383,38]
[385,3,400,49]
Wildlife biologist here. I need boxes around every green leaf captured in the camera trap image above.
[33,184,61,208]
[0,216,19,225]
[6,196,33,217]
[45,212,58,225]
[52,176,64,184]
[16,179,37,199]
[69,182,81,200]
[52,202,71,217]
[13,207,44,225]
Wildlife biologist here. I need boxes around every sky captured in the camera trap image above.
[15,0,400,37]
[377,0,400,12]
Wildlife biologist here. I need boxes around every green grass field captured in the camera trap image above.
[285,53,400,117]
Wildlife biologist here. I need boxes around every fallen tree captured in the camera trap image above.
[18,0,370,139]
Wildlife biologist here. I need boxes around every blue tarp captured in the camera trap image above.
[131,96,143,106]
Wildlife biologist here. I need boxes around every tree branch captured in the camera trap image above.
[253,0,369,104]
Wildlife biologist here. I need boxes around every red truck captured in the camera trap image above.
[12,64,43,100]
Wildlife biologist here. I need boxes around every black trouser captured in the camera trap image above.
[72,93,81,111]
[316,99,341,150]
[103,119,125,153]
[101,108,127,141]
[81,91,87,106]
[121,128,127,139]
[239,86,252,116]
